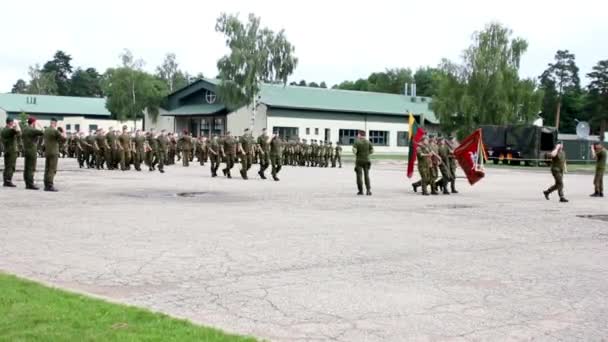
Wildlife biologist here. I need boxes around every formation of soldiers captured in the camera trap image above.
[412,135,459,196]
[278,139,343,168]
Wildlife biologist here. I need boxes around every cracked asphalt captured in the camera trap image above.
[1,158,607,341]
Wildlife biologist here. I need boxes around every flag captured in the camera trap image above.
[453,128,487,185]
[406,113,426,178]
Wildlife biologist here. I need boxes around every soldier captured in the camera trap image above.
[169,133,178,165]
[239,128,254,179]
[334,141,343,168]
[95,129,109,169]
[146,130,158,171]
[301,139,309,167]
[201,136,209,165]
[447,136,459,194]
[178,130,193,167]
[270,132,284,181]
[327,141,334,168]
[43,118,67,192]
[428,136,440,195]
[352,131,373,196]
[436,138,452,195]
[133,129,146,172]
[1,118,21,187]
[257,128,271,179]
[104,127,115,169]
[590,142,606,197]
[156,130,168,173]
[118,125,131,171]
[543,142,568,202]
[221,131,237,178]
[208,135,221,177]
[21,117,43,189]
[412,136,432,195]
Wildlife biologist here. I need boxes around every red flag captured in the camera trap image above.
[407,119,426,178]
[453,128,487,185]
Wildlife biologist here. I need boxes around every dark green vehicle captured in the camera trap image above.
[480,124,558,166]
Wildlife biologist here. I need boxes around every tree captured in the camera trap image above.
[587,59,608,140]
[298,80,307,86]
[432,23,543,137]
[319,81,327,88]
[540,50,580,131]
[289,81,298,86]
[156,53,189,93]
[414,67,440,97]
[308,82,319,88]
[103,50,168,124]
[27,64,58,95]
[215,12,298,127]
[18,111,28,129]
[11,79,27,94]
[70,68,103,97]
[42,50,73,96]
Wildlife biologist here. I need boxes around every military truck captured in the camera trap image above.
[480,125,558,166]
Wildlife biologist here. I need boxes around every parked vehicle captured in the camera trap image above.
[480,125,557,166]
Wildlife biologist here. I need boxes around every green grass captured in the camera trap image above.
[0,273,257,342]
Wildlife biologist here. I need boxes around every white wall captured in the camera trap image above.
[227,103,268,136]
[0,108,6,126]
[144,108,174,132]
[267,109,410,153]
[61,116,142,133]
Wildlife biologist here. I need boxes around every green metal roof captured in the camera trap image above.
[0,93,110,116]
[259,84,438,123]
[165,103,226,116]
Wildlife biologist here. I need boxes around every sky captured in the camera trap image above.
[1,0,607,93]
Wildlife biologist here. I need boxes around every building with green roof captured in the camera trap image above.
[149,78,438,152]
[0,93,142,132]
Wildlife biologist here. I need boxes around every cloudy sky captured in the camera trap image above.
[1,0,606,93]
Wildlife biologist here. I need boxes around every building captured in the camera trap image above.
[0,93,142,132]
[145,79,438,153]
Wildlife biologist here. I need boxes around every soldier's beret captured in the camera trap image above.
[6,118,14,124]
[51,118,58,122]
[27,117,37,125]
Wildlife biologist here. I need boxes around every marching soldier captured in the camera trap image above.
[156,130,168,173]
[334,142,343,168]
[133,129,146,172]
[1,118,21,187]
[22,117,43,189]
[221,131,237,178]
[178,130,193,167]
[43,118,67,192]
[239,128,254,179]
[270,132,284,181]
[118,125,131,171]
[412,136,432,195]
[590,142,606,197]
[146,130,158,171]
[85,131,97,168]
[257,128,270,179]
[352,131,373,195]
[208,135,221,177]
[447,136,459,194]
[96,128,110,169]
[429,136,440,195]
[543,141,568,202]
[327,142,334,168]
[436,138,452,195]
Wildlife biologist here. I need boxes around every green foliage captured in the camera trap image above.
[0,273,256,341]
[11,79,27,94]
[42,50,73,96]
[215,13,298,110]
[587,59,608,138]
[308,81,319,88]
[319,81,327,88]
[413,67,441,97]
[432,23,543,137]
[70,67,103,97]
[27,64,58,95]
[17,112,28,129]
[539,50,581,131]
[103,51,168,123]
[156,53,189,93]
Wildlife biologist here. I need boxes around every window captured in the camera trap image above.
[88,124,98,132]
[369,130,389,146]
[66,124,71,132]
[314,128,319,135]
[75,124,80,132]
[339,129,359,145]
[306,128,310,135]
[272,126,299,140]
[397,131,409,147]
[212,118,224,135]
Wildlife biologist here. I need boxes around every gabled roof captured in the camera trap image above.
[0,93,111,116]
[258,84,437,123]
[167,103,226,116]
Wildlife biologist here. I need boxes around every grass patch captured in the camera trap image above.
[0,273,257,342]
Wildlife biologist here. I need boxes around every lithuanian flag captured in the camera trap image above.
[406,113,426,178]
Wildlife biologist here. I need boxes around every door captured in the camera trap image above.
[324,128,331,143]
